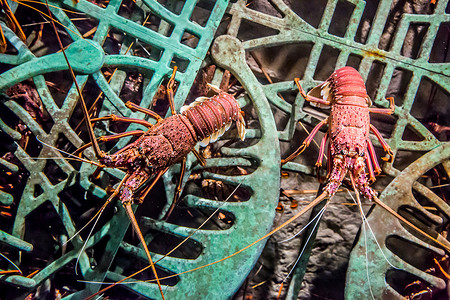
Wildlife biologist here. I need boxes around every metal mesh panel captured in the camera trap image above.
[0,0,281,298]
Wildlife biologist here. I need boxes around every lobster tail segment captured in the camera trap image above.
[307,67,372,107]
[181,91,245,147]
[331,67,372,106]
[331,67,368,99]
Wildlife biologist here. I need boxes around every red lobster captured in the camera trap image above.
[280,66,449,253]
[38,5,246,299]
[282,66,394,199]
[76,72,245,299]
[87,79,246,209]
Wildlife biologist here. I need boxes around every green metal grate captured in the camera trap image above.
[212,0,449,298]
[0,0,281,298]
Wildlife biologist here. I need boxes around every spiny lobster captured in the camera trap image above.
[75,73,245,299]
[277,66,450,292]
[41,9,245,299]
[88,81,246,209]
[282,66,395,199]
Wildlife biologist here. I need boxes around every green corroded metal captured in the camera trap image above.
[0,0,280,298]
[216,0,449,298]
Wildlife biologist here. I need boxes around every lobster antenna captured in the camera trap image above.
[349,174,376,300]
[74,203,104,276]
[1,0,26,42]
[0,252,22,275]
[82,191,329,295]
[276,198,330,298]
[14,0,84,14]
[372,194,450,252]
[40,0,130,280]
[361,205,375,300]
[345,188,398,270]
[277,201,328,243]
[82,183,242,298]
[41,0,124,280]
[156,183,241,264]
[35,136,105,168]
[362,216,376,300]
[12,0,88,41]
[73,174,129,275]
[39,3,165,299]
[63,182,123,246]
[43,0,103,160]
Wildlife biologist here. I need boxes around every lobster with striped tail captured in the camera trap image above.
[71,68,245,300]
[282,66,394,198]
[98,85,246,207]
[281,66,450,255]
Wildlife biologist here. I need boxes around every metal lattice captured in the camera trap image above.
[211,0,450,299]
[0,0,281,298]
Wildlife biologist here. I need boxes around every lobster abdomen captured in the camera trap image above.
[328,66,369,101]
[182,91,245,144]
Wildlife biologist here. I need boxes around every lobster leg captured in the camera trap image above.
[366,139,382,175]
[191,149,207,166]
[164,157,187,220]
[136,167,169,202]
[281,117,328,164]
[369,97,395,115]
[126,101,163,122]
[74,130,145,156]
[369,124,394,162]
[166,67,178,116]
[315,132,328,168]
[294,78,331,107]
[327,144,332,177]
[365,154,376,183]
[90,115,154,128]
